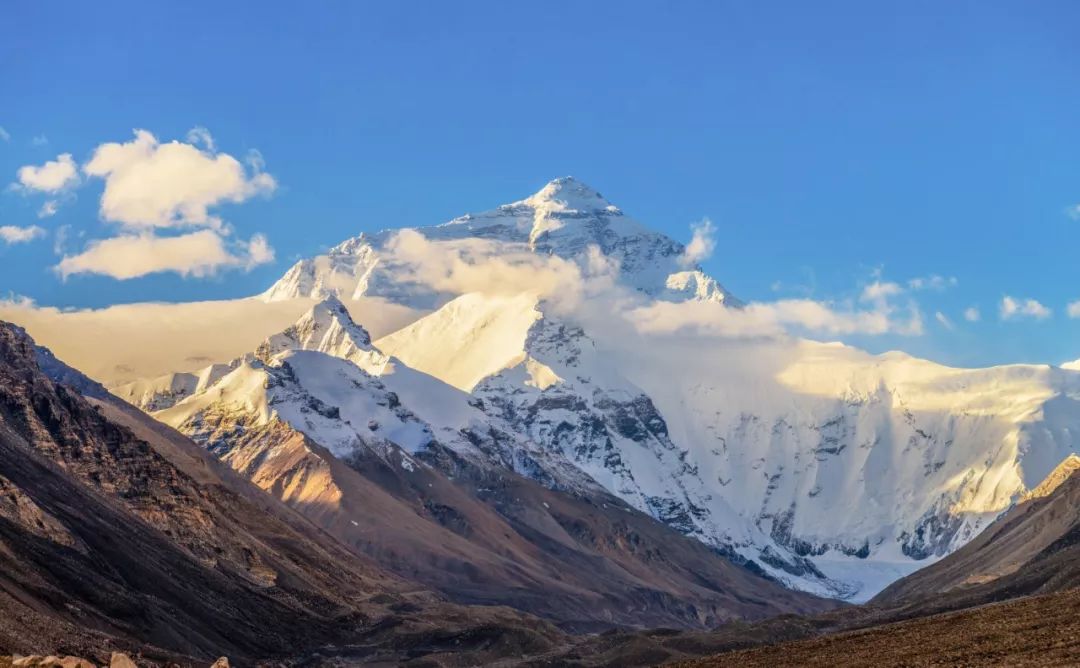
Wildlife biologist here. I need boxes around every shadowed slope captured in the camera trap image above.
[0,322,563,664]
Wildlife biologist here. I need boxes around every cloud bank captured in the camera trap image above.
[56,230,275,280]
[384,229,617,309]
[384,229,923,340]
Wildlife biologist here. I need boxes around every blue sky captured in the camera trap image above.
[2,0,1080,367]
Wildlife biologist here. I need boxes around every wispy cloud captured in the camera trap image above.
[934,311,954,331]
[38,200,60,218]
[963,306,980,322]
[1000,296,1050,321]
[860,280,904,303]
[679,217,717,268]
[908,274,957,291]
[0,225,46,244]
[0,127,9,142]
[185,126,216,152]
[53,225,72,255]
[627,296,924,338]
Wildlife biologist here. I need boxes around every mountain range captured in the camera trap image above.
[5,176,1080,665]
[101,177,1080,601]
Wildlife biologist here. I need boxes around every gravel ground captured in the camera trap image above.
[676,588,1080,667]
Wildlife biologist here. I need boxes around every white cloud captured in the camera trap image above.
[1067,205,1080,221]
[626,297,923,338]
[1000,296,1051,321]
[0,225,46,244]
[679,218,716,268]
[0,127,9,142]
[83,128,276,230]
[31,135,48,146]
[53,224,72,255]
[245,233,275,269]
[860,280,904,303]
[55,230,275,280]
[1066,301,1080,319]
[384,229,616,309]
[934,311,954,331]
[963,306,980,322]
[16,153,80,193]
[40,128,279,281]
[385,231,924,339]
[908,275,957,291]
[185,126,215,151]
[38,200,60,218]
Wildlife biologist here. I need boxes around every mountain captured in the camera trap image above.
[103,175,1080,600]
[371,283,1080,598]
[43,177,1080,602]
[587,461,1080,667]
[141,299,835,630]
[872,456,1080,610]
[524,459,1080,666]
[0,322,577,665]
[259,176,739,308]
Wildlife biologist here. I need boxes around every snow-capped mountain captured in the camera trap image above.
[129,297,835,629]
[111,359,244,411]
[115,177,1080,602]
[256,294,389,375]
[259,176,738,307]
[372,289,1080,598]
[153,297,596,486]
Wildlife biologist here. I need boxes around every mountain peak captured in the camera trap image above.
[309,293,352,320]
[298,295,373,347]
[523,176,615,213]
[257,296,385,371]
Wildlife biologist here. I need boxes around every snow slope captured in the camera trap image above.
[149,298,596,489]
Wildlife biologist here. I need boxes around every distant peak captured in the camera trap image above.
[524,176,615,212]
[305,295,370,343]
[312,293,347,313]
